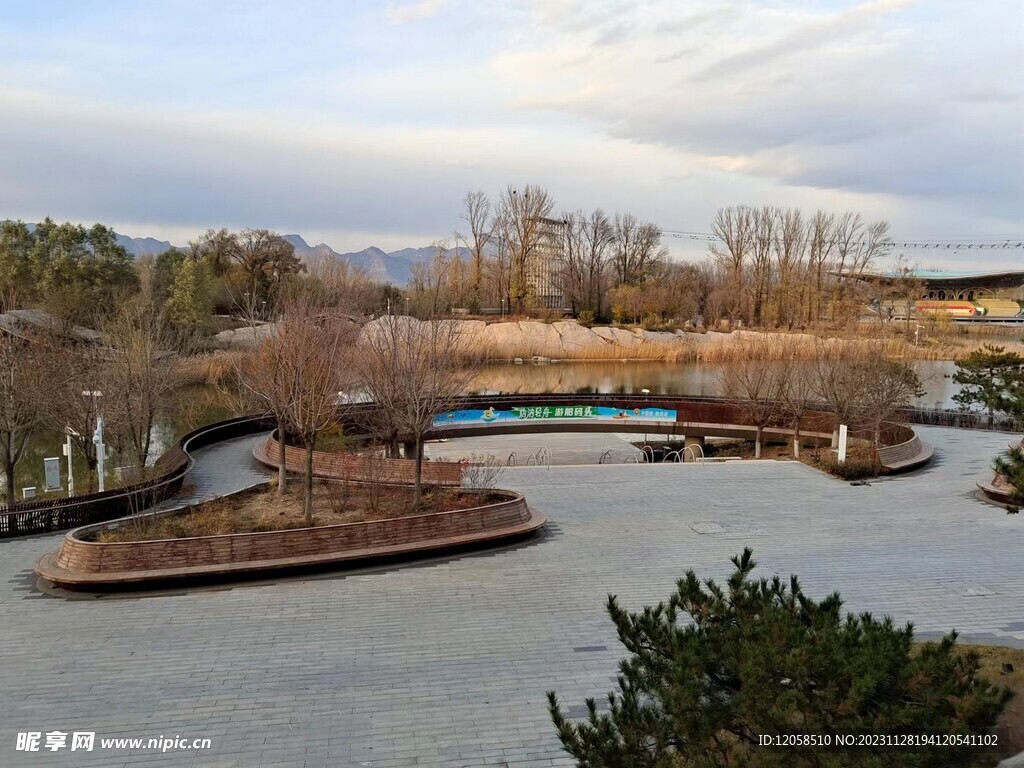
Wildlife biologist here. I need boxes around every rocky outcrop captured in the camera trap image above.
[357,316,705,360]
[222,315,833,360]
[214,323,278,348]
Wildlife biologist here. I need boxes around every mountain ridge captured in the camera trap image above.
[16,223,451,286]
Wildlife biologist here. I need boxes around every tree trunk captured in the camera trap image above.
[755,425,762,459]
[140,416,153,476]
[4,464,14,507]
[276,423,286,495]
[86,457,98,493]
[304,439,314,526]
[413,436,424,510]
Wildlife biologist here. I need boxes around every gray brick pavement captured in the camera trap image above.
[1,426,1021,767]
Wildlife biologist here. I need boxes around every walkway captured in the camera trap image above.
[424,432,642,465]
[166,432,273,507]
[1,426,1021,767]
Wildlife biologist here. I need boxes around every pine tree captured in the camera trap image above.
[548,549,1010,768]
[993,442,1024,506]
[952,345,1024,423]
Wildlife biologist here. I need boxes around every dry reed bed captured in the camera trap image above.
[455,331,972,363]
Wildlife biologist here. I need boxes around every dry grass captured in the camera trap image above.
[454,319,1024,366]
[457,320,995,364]
[971,644,1024,763]
[175,350,248,386]
[94,482,503,542]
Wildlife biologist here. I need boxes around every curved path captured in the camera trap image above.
[1,425,1021,767]
[164,432,273,507]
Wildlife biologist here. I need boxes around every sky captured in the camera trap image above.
[0,0,1022,269]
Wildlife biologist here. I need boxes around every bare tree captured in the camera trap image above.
[748,206,776,326]
[47,343,108,492]
[811,341,871,448]
[888,253,924,330]
[717,344,785,459]
[854,350,923,447]
[307,259,379,317]
[711,206,755,323]
[355,315,477,508]
[775,341,816,458]
[805,211,836,325]
[408,241,465,318]
[611,213,668,288]
[461,454,506,491]
[458,191,494,312]
[233,326,293,494]
[102,291,187,477]
[772,208,806,328]
[279,292,358,525]
[230,228,304,310]
[0,329,59,506]
[496,185,555,313]
[559,211,588,314]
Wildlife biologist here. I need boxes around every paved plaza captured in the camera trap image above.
[2,426,1023,767]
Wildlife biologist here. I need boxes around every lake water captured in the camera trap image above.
[471,359,960,409]
[5,360,961,501]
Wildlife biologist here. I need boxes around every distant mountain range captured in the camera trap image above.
[281,235,460,286]
[24,225,462,286]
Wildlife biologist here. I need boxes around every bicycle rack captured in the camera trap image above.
[683,444,706,465]
[598,449,612,464]
[535,447,551,469]
[506,452,517,467]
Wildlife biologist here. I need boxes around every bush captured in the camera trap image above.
[576,309,596,328]
[641,314,677,332]
[808,447,880,480]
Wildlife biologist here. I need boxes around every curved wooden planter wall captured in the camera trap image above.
[254,434,464,486]
[35,490,545,591]
[876,432,934,473]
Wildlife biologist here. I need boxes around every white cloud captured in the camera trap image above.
[0,0,1021,268]
[385,0,448,25]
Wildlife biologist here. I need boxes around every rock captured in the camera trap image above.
[214,323,277,348]
[640,330,678,344]
[551,320,604,356]
[592,326,641,347]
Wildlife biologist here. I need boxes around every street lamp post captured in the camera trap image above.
[641,389,651,447]
[83,391,104,492]
[63,428,78,496]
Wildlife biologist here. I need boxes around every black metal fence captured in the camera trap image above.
[897,406,1024,434]
[0,415,274,539]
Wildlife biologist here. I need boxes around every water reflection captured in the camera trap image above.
[3,385,238,502]
[471,359,958,408]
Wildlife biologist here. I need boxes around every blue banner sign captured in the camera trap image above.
[433,405,677,426]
